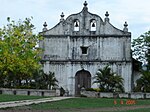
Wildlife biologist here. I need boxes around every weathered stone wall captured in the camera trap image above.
[42,37,68,60]
[43,61,132,95]
[81,91,99,97]
[69,36,131,61]
[100,92,114,98]
[41,35,132,95]
[0,88,58,96]
[41,36,131,61]
[39,2,133,96]
[133,71,141,87]
[81,91,150,99]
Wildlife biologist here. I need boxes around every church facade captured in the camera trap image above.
[39,1,132,95]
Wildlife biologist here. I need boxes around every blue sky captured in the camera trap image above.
[0,0,150,40]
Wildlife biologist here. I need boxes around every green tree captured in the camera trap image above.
[93,66,124,92]
[0,17,42,87]
[132,31,150,92]
[132,30,150,69]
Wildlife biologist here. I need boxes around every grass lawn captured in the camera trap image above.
[0,94,48,102]
[30,98,119,109]
[26,98,150,112]
[1,96,150,112]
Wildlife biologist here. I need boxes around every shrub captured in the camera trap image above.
[86,88,101,92]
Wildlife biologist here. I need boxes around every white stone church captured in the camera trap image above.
[39,1,139,95]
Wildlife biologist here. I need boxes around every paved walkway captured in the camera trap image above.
[0,97,73,109]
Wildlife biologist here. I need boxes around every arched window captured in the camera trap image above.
[74,19,79,31]
[90,19,96,31]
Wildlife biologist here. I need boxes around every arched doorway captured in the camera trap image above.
[75,69,91,96]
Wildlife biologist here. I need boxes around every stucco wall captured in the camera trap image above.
[43,61,132,95]
[41,36,131,61]
[0,88,57,96]
[81,91,150,99]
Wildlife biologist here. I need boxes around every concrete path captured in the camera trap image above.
[0,97,73,109]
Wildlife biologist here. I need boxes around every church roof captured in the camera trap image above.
[40,1,131,37]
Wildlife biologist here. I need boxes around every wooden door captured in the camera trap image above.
[75,70,91,96]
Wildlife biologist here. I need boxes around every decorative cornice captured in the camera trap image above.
[42,34,131,38]
[40,59,132,63]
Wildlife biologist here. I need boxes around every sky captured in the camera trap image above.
[0,0,150,40]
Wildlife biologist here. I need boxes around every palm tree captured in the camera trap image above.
[32,69,46,89]
[33,70,58,89]
[110,74,124,92]
[135,71,150,92]
[43,71,58,90]
[93,66,111,91]
[93,66,124,92]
